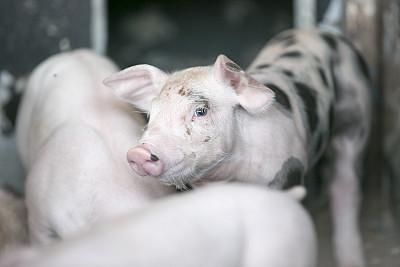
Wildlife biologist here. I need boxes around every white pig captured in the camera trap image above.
[16,50,174,244]
[0,184,317,267]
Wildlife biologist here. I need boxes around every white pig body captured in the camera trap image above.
[16,50,173,244]
[0,184,317,267]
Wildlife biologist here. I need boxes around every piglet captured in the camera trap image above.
[16,50,174,244]
[104,29,372,267]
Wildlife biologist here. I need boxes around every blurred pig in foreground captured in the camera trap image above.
[15,50,174,244]
[0,184,317,267]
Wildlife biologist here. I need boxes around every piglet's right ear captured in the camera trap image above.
[103,64,168,112]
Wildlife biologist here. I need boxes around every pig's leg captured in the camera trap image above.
[325,134,365,267]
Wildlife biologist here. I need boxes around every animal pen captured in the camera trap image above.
[0,0,399,266]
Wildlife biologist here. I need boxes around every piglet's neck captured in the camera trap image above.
[234,103,283,148]
[206,105,285,183]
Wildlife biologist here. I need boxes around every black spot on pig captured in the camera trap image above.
[269,157,304,189]
[264,83,292,111]
[281,69,294,78]
[317,67,329,87]
[294,82,319,133]
[203,136,211,142]
[255,63,271,69]
[279,51,303,59]
[320,32,338,50]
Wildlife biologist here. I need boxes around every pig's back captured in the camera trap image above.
[16,50,144,168]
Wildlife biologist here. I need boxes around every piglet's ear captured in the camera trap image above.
[103,64,168,112]
[213,54,275,114]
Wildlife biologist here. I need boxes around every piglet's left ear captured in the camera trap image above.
[103,64,167,112]
[213,54,275,114]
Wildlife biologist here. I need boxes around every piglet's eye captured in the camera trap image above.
[194,106,208,117]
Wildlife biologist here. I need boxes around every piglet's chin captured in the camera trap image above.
[158,166,197,189]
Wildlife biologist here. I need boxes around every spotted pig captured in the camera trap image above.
[104,29,372,267]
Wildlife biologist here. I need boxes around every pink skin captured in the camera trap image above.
[127,144,164,177]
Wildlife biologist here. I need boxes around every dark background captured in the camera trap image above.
[108,0,293,70]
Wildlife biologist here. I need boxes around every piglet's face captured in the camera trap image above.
[104,55,275,188]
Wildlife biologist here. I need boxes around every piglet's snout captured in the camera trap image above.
[127,145,164,177]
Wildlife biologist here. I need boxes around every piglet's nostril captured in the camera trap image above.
[150,154,159,161]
